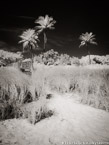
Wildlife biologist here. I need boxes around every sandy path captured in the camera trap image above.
[0,93,109,145]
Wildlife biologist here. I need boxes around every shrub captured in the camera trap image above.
[80,55,109,65]
[59,54,71,65]
[35,49,59,65]
[70,57,80,66]
[0,50,22,65]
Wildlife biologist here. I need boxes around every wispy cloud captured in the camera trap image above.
[14,15,35,20]
[0,27,27,32]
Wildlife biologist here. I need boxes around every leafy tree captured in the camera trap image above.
[19,29,39,70]
[59,54,71,65]
[35,49,59,65]
[79,32,97,64]
[34,15,56,51]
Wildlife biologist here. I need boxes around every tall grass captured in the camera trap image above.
[0,67,32,120]
[32,65,109,111]
[1,65,109,123]
[16,97,53,124]
[0,66,53,122]
[0,67,31,102]
[77,67,109,111]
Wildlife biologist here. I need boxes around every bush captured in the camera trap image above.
[70,57,80,66]
[0,50,22,65]
[80,55,109,65]
[59,54,71,65]
[35,49,59,65]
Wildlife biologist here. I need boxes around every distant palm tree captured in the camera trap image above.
[19,29,39,70]
[34,15,56,51]
[79,32,97,64]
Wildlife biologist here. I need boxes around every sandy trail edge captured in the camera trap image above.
[0,93,109,145]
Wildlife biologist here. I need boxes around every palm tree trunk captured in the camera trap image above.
[30,44,34,72]
[87,47,91,65]
[88,51,91,64]
[31,53,34,71]
[43,32,47,52]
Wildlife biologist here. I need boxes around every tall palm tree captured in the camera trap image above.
[19,29,39,70]
[34,14,56,51]
[79,32,97,64]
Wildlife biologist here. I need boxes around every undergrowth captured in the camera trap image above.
[0,65,109,124]
[32,65,109,111]
[0,66,53,123]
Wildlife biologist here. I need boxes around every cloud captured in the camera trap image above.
[0,27,26,33]
[15,15,35,20]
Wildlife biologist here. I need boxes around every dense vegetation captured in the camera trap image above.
[0,63,109,124]
[0,49,109,67]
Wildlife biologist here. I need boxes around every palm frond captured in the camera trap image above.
[18,39,27,44]
[35,26,44,33]
[35,26,44,30]
[89,40,97,45]
[23,41,29,49]
[35,16,45,24]
[34,35,39,41]
[79,32,97,47]
[47,21,56,29]
[19,29,35,39]
[19,29,39,50]
[30,42,36,50]
[48,27,55,30]
[44,15,49,26]
[34,14,56,31]
[79,41,86,48]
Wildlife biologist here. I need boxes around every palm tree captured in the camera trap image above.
[19,29,39,70]
[79,32,97,64]
[34,14,56,51]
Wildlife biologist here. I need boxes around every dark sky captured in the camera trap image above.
[0,0,109,57]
